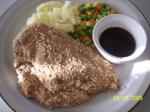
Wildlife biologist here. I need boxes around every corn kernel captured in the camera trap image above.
[86,21,92,26]
[111,9,117,14]
[86,3,91,9]
[84,36,91,41]
[86,11,93,16]
[93,2,102,10]
[80,21,86,26]
[76,4,81,11]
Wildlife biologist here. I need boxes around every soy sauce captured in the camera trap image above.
[99,27,136,57]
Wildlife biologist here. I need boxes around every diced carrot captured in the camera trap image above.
[84,36,91,41]
[80,36,91,41]
[79,36,84,40]
[95,9,99,13]
[90,19,96,23]
[93,2,99,7]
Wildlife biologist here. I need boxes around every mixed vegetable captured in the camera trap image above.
[69,2,117,48]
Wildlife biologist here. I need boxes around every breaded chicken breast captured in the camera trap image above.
[13,23,118,108]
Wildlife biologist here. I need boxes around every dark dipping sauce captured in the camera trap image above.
[99,27,136,57]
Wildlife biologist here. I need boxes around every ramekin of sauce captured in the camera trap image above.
[93,14,147,64]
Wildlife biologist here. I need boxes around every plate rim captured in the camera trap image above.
[0,0,149,112]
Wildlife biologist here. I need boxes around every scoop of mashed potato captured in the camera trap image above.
[27,1,80,32]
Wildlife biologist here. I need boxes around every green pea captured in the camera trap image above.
[90,9,95,13]
[88,29,93,36]
[100,9,108,16]
[80,31,87,36]
[74,27,81,33]
[86,15,92,20]
[88,4,94,10]
[81,4,85,8]
[81,25,87,31]
[103,11,108,16]
[105,5,112,11]
[85,31,90,36]
[91,23,95,28]
[80,16,86,21]
[84,30,89,35]
[97,15,104,19]
[84,42,89,46]
[93,15,98,19]
[70,32,79,39]
[84,28,92,36]
[84,41,92,46]
[102,3,108,8]
[81,7,87,14]
[74,33,80,38]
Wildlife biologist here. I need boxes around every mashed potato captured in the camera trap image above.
[27,1,80,32]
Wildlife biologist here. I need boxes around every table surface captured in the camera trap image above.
[0,0,149,112]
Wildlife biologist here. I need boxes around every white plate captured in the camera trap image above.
[0,0,150,112]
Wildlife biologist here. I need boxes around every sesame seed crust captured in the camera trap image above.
[13,23,119,108]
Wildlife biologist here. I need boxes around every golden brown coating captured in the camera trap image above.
[13,23,118,108]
